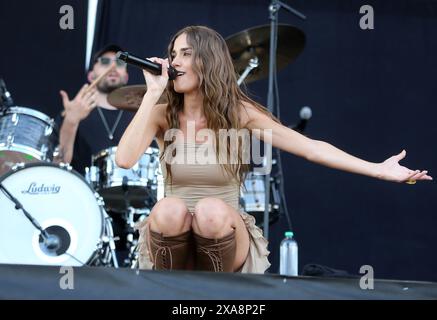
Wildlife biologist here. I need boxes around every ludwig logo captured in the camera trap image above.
[22,182,61,195]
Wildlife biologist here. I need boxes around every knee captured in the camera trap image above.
[193,198,233,236]
[149,197,191,233]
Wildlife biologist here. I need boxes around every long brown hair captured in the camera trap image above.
[161,25,280,186]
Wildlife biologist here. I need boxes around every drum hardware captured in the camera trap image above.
[11,113,18,124]
[270,177,281,212]
[121,207,148,270]
[6,135,14,147]
[52,146,63,163]
[59,162,73,171]
[100,213,120,268]
[240,167,282,228]
[0,78,14,109]
[121,180,137,267]
[237,57,259,86]
[94,194,120,268]
[40,145,49,158]
[121,206,148,268]
[11,162,25,170]
[45,121,54,136]
[128,242,140,270]
[120,179,151,267]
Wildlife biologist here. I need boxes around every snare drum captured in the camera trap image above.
[0,162,115,267]
[0,107,58,176]
[86,146,163,212]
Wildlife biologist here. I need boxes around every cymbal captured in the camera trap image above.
[225,24,305,83]
[107,85,167,112]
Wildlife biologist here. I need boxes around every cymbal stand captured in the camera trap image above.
[124,206,150,267]
[264,0,306,239]
[122,179,151,267]
[237,57,259,86]
[121,178,136,267]
[102,210,119,268]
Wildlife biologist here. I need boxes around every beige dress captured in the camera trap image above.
[135,141,271,273]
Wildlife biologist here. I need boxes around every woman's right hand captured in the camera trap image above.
[143,57,169,95]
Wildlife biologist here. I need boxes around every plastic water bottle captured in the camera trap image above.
[279,231,298,276]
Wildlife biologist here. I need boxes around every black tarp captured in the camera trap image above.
[0,264,436,300]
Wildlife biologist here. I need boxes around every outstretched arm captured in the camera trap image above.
[243,103,432,183]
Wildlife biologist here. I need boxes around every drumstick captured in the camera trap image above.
[61,65,116,117]
[84,65,115,93]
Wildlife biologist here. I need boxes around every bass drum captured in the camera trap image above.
[0,162,114,267]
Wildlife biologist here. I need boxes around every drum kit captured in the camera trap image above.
[0,22,305,269]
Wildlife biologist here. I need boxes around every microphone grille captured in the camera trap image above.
[116,51,127,61]
[300,106,312,120]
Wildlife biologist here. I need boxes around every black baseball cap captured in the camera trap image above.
[90,44,124,69]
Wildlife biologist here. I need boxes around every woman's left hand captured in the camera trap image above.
[377,150,433,184]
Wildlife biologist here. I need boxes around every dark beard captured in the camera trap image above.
[97,81,124,94]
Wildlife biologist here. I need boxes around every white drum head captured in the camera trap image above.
[0,163,103,266]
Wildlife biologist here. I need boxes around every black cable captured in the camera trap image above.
[64,253,86,266]
[272,54,294,233]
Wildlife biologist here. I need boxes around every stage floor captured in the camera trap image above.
[1,264,436,300]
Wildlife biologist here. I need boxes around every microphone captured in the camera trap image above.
[0,78,14,108]
[293,106,312,133]
[116,51,183,80]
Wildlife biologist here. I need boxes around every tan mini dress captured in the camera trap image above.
[135,142,271,273]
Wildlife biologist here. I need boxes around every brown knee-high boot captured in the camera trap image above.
[148,229,192,270]
[193,230,236,272]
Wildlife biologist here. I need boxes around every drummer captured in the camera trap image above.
[56,44,135,174]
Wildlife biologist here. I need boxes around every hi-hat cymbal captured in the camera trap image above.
[225,24,305,83]
[107,85,167,112]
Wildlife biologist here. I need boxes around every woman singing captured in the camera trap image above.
[116,26,431,273]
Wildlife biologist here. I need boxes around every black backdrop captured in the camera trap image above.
[1,0,436,282]
[0,0,87,118]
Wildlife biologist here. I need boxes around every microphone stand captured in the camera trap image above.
[0,182,86,262]
[264,0,306,240]
[0,183,51,243]
[0,78,14,112]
